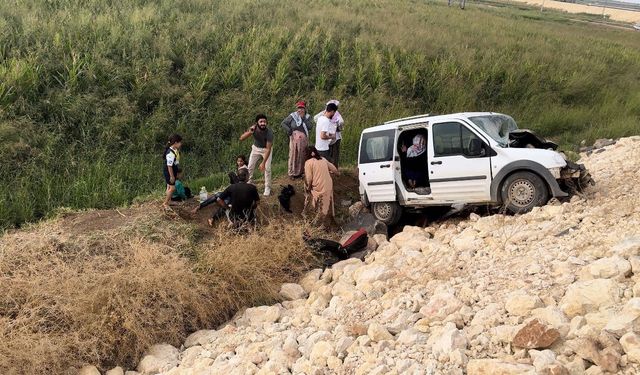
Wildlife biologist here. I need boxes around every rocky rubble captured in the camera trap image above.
[111,137,640,374]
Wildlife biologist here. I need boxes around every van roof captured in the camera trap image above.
[362,112,500,133]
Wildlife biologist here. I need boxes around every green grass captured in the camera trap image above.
[1,0,639,229]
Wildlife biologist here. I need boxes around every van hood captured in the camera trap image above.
[508,129,558,150]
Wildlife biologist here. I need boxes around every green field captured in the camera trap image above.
[1,0,639,229]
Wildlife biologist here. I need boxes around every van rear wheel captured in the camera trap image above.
[500,171,549,214]
[372,202,402,225]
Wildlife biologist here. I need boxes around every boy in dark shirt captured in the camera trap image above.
[215,174,260,227]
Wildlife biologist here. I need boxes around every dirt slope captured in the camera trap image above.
[120,136,640,375]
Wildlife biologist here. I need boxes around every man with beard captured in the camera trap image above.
[240,113,273,196]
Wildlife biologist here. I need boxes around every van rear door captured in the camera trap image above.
[358,129,397,202]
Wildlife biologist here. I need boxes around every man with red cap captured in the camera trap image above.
[281,100,314,179]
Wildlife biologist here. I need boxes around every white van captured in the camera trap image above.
[358,112,592,225]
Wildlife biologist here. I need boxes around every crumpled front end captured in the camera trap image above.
[560,160,595,193]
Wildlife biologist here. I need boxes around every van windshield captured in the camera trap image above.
[469,115,518,147]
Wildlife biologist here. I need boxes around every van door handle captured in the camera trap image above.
[430,161,442,165]
[380,164,391,168]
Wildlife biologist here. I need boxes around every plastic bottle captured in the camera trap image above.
[199,186,208,203]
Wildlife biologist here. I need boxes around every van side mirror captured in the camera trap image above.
[467,138,484,157]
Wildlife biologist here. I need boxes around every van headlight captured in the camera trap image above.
[548,167,561,179]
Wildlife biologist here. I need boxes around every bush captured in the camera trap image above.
[0,0,638,229]
[0,209,319,373]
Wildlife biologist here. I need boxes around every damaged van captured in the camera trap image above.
[358,112,593,225]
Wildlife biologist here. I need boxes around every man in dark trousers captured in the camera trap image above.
[215,173,260,227]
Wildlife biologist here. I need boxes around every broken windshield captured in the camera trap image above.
[469,115,518,147]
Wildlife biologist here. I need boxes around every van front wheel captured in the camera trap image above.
[372,202,402,225]
[500,171,549,214]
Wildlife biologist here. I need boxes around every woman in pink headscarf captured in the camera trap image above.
[401,133,428,189]
[282,100,313,178]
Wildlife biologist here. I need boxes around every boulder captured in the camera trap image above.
[397,328,427,346]
[529,349,556,372]
[604,297,640,337]
[279,283,308,300]
[184,329,217,348]
[505,291,544,316]
[105,367,125,375]
[137,344,180,374]
[512,319,560,349]
[560,279,620,317]
[310,341,336,367]
[568,338,619,373]
[467,359,536,374]
[470,303,503,328]
[419,292,463,323]
[353,264,394,286]
[432,322,468,356]
[243,305,282,325]
[593,138,615,149]
[367,323,393,342]
[300,269,323,293]
[620,332,640,364]
[584,256,631,279]
[531,306,570,337]
[607,236,640,259]
[78,366,101,375]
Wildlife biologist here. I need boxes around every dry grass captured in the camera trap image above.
[0,212,319,374]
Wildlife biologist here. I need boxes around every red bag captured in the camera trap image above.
[340,228,368,255]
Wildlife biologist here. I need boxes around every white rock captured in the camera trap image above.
[419,292,463,323]
[310,340,335,367]
[586,256,631,279]
[137,344,179,374]
[300,269,323,293]
[620,332,640,363]
[397,328,427,346]
[467,359,536,374]
[280,283,308,300]
[78,365,101,375]
[605,297,640,337]
[105,367,124,375]
[529,349,556,372]
[184,329,217,348]
[243,305,282,325]
[470,303,503,327]
[353,264,394,286]
[505,291,544,316]
[335,336,354,357]
[560,279,621,317]
[367,323,393,342]
[432,322,468,356]
[608,236,640,259]
[531,306,570,337]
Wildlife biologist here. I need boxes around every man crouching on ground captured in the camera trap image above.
[214,172,260,228]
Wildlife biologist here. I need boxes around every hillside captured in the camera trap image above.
[2,0,640,229]
[106,136,640,374]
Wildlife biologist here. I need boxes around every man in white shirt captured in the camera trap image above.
[314,102,338,163]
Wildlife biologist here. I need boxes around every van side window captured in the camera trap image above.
[359,129,395,163]
[433,122,485,157]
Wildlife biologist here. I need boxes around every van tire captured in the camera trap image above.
[500,171,549,214]
[372,202,402,225]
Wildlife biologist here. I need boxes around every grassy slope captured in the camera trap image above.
[1,0,639,229]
